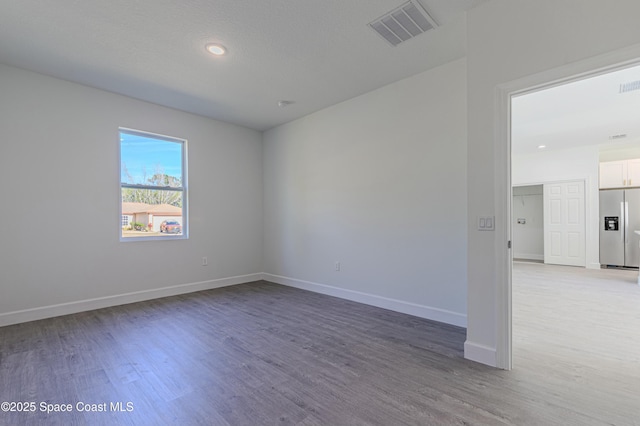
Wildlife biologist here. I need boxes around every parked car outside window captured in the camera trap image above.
[160,220,182,234]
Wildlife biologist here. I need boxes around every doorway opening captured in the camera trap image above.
[512,185,543,263]
[512,181,586,267]
[504,60,640,371]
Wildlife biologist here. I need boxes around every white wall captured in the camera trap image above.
[513,146,600,269]
[263,58,468,326]
[512,185,543,261]
[0,64,263,325]
[466,0,640,366]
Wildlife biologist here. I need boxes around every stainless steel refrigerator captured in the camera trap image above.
[600,188,640,268]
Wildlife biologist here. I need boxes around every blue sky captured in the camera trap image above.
[120,131,183,185]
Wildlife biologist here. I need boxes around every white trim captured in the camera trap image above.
[264,273,467,327]
[0,273,262,327]
[0,272,468,329]
[513,254,544,261]
[464,340,497,367]
[495,83,513,370]
[495,43,640,371]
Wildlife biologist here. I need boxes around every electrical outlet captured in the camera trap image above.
[202,257,208,266]
[335,261,340,271]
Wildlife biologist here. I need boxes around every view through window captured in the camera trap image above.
[119,128,187,240]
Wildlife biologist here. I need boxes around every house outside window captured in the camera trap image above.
[119,128,187,241]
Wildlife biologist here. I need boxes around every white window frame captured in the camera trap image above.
[118,127,188,242]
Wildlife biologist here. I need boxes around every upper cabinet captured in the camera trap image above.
[627,159,640,187]
[600,159,640,189]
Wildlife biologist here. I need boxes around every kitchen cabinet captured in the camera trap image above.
[627,159,640,187]
[600,159,640,189]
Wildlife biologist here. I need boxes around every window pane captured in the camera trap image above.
[120,131,183,187]
[121,189,184,238]
[119,128,186,241]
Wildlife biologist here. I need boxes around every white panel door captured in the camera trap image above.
[543,181,586,267]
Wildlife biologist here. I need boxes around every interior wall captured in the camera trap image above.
[512,185,543,261]
[466,0,640,366]
[0,63,263,325]
[263,58,468,326]
[512,145,600,269]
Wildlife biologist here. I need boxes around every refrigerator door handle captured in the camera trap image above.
[625,201,630,244]
[621,201,625,242]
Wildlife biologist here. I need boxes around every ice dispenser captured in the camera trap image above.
[604,216,619,231]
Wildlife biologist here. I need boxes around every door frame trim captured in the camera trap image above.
[495,45,640,370]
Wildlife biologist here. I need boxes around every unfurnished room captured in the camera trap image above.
[1,1,640,425]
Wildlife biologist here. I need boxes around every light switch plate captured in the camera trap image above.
[478,216,495,231]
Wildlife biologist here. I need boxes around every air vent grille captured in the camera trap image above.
[619,80,640,93]
[369,1,438,47]
[609,134,628,140]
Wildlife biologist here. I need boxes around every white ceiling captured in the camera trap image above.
[512,63,640,156]
[0,0,487,131]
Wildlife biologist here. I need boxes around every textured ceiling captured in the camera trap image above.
[0,0,487,131]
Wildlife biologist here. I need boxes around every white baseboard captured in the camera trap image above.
[587,262,601,270]
[464,340,497,367]
[0,273,263,327]
[513,253,543,261]
[263,273,467,328]
[1,272,469,332]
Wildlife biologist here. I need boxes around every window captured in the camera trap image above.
[119,128,187,240]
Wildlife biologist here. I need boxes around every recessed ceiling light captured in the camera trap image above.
[538,145,546,149]
[205,43,227,56]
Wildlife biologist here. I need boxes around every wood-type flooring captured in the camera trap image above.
[1,263,639,425]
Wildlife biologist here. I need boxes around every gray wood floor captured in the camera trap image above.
[1,265,639,425]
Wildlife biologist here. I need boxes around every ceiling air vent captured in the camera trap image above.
[619,80,640,93]
[609,134,628,140]
[369,1,438,47]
